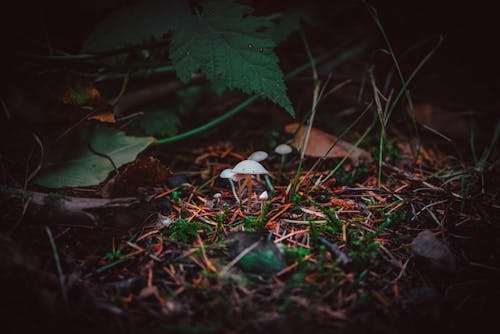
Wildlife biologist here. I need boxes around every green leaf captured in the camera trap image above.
[34,125,154,188]
[83,0,295,115]
[82,0,184,52]
[169,0,294,116]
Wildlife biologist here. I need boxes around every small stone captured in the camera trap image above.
[411,230,456,273]
[167,174,188,188]
[226,232,286,277]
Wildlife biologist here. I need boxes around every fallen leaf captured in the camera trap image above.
[62,78,106,107]
[88,111,116,123]
[285,123,372,165]
[33,125,154,188]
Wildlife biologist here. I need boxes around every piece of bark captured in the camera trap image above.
[2,187,141,227]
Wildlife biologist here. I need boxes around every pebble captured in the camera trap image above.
[411,230,457,273]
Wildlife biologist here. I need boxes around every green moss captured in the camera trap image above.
[168,218,209,244]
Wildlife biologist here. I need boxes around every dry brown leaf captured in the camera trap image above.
[88,111,116,123]
[61,79,106,107]
[285,123,372,166]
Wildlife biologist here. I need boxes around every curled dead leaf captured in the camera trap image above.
[285,123,372,166]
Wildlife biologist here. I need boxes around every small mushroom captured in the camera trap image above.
[274,144,292,164]
[274,144,292,178]
[248,150,274,193]
[219,168,240,203]
[248,150,269,162]
[232,160,269,212]
[258,191,269,201]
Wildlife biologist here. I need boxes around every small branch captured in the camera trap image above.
[2,187,141,227]
[45,226,68,304]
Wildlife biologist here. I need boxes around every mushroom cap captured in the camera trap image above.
[258,191,269,201]
[274,144,292,155]
[247,150,268,162]
[220,168,236,179]
[232,160,269,175]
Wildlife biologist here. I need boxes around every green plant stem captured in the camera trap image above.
[366,2,441,166]
[264,174,275,194]
[289,159,303,202]
[152,95,259,145]
[322,117,377,184]
[19,40,171,62]
[301,102,371,188]
[152,38,375,146]
[384,36,443,124]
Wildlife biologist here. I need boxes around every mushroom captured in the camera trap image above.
[258,191,269,201]
[219,168,240,203]
[232,160,269,212]
[274,144,292,179]
[247,150,269,162]
[274,144,292,164]
[248,150,274,193]
[258,190,269,219]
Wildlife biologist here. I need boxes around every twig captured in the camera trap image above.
[2,187,140,226]
[410,199,449,221]
[88,142,118,176]
[318,236,352,267]
[25,133,44,185]
[45,226,68,304]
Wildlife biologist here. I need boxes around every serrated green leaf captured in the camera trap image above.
[169,0,294,116]
[82,0,186,52]
[34,125,154,188]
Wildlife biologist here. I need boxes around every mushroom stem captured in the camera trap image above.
[263,174,274,194]
[246,175,253,212]
[229,179,240,203]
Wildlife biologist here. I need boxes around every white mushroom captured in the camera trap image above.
[232,160,269,175]
[274,143,293,176]
[219,168,240,203]
[258,191,269,201]
[247,150,269,162]
[274,144,292,160]
[232,160,269,211]
[247,150,274,192]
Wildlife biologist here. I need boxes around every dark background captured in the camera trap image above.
[1,0,498,113]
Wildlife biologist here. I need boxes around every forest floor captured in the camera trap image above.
[2,110,499,333]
